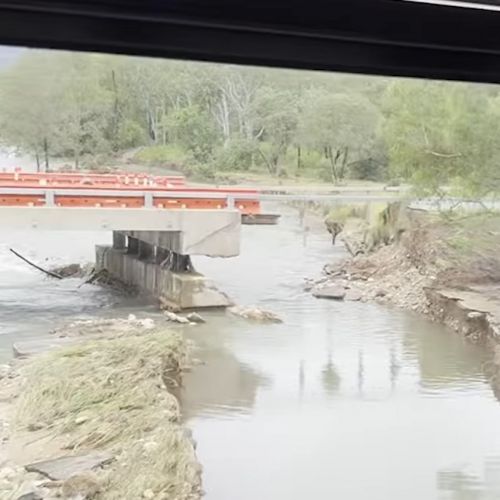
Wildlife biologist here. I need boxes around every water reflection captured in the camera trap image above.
[400,314,489,394]
[438,457,500,500]
[188,206,500,500]
[181,322,269,420]
[320,353,341,396]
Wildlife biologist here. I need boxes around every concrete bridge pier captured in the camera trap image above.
[95,210,239,310]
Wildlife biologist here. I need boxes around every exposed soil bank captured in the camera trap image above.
[313,209,500,348]
[0,317,201,500]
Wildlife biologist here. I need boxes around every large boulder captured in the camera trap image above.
[312,285,346,300]
[228,306,282,323]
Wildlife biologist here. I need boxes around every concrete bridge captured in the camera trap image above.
[0,171,407,309]
[0,172,253,309]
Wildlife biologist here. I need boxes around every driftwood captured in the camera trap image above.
[9,248,63,279]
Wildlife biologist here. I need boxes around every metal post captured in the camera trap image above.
[45,190,55,206]
[144,192,154,208]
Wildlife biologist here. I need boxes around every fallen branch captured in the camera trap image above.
[9,248,63,279]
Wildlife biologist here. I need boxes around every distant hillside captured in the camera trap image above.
[0,46,25,69]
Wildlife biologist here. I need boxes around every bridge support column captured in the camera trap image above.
[155,247,170,265]
[127,236,139,255]
[138,241,154,261]
[112,231,126,250]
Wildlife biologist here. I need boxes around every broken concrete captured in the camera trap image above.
[13,338,79,358]
[25,452,113,481]
[312,285,346,300]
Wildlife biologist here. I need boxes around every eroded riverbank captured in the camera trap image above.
[313,209,500,351]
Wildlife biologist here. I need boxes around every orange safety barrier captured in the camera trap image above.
[0,172,262,215]
[0,172,186,189]
[0,194,261,213]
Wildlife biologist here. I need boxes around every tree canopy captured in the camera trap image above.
[1,49,500,196]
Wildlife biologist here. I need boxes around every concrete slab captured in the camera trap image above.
[25,451,113,480]
[13,338,79,358]
[0,207,240,257]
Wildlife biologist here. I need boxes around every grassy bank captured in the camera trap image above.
[9,323,201,499]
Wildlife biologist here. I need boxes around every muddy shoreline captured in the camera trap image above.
[311,211,500,351]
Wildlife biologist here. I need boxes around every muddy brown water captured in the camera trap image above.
[1,200,500,499]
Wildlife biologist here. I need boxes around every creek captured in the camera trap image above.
[0,187,499,499]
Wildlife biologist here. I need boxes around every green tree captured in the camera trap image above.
[53,54,113,167]
[0,52,62,170]
[166,105,218,162]
[298,89,381,183]
[253,87,298,176]
[383,80,500,197]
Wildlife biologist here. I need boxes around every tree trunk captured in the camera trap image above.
[111,69,120,150]
[326,146,339,184]
[339,147,349,181]
[257,148,274,175]
[272,154,280,177]
[43,138,49,172]
[297,145,302,171]
[35,152,40,173]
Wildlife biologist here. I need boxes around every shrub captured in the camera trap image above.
[213,139,257,171]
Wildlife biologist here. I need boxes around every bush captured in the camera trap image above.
[116,119,147,150]
[213,139,257,171]
[184,162,216,181]
[349,158,386,181]
[134,145,193,168]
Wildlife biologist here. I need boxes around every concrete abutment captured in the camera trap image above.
[96,229,233,309]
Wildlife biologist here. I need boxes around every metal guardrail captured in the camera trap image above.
[0,188,400,205]
[0,188,252,210]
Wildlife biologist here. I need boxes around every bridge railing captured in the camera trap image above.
[0,188,261,214]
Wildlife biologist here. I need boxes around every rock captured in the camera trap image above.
[25,452,113,481]
[467,311,484,320]
[127,314,137,321]
[228,306,282,323]
[375,289,387,298]
[61,473,101,499]
[164,312,190,324]
[139,318,155,330]
[345,290,362,302]
[143,489,155,499]
[186,312,205,324]
[312,285,346,300]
